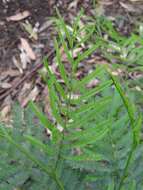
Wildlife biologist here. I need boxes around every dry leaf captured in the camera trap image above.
[120,2,138,12]
[6,10,30,21]
[0,105,11,122]
[0,95,12,122]
[112,69,123,76]
[59,46,82,63]
[39,20,53,33]
[56,124,64,132]
[19,49,31,69]
[0,82,12,89]
[68,0,79,9]
[86,79,99,88]
[22,21,38,40]
[12,56,23,73]
[20,38,36,60]
[99,0,113,5]
[18,82,32,102]
[2,69,20,77]
[1,106,11,118]
[67,93,80,100]
[43,86,54,122]
[21,86,39,107]
[129,0,143,1]
[135,86,142,91]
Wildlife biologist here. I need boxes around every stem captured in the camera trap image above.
[54,83,72,170]
[117,145,135,190]
[108,129,120,187]
[54,45,74,184]
[54,172,65,190]
[54,134,64,170]
[108,73,137,190]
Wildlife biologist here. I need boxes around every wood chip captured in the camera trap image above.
[6,10,30,21]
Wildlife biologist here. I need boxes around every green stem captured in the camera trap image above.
[108,129,120,187]
[54,46,74,186]
[108,73,137,190]
[117,145,135,190]
[54,172,65,190]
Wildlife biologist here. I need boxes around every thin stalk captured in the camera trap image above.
[54,41,74,179]
[117,145,135,190]
[108,73,137,190]
[54,172,65,190]
[108,128,120,188]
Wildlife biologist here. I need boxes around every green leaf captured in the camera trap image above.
[68,98,112,129]
[64,120,110,148]
[56,8,73,49]
[71,80,112,104]
[1,127,53,178]
[107,180,114,190]
[65,149,105,162]
[108,72,135,129]
[29,101,54,132]
[58,29,75,65]
[74,41,101,71]
[25,135,53,155]
[75,24,95,48]
[54,38,70,87]
[43,58,67,100]
[73,96,111,116]
[133,113,142,145]
[47,77,66,127]
[29,101,60,142]
[73,65,103,91]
